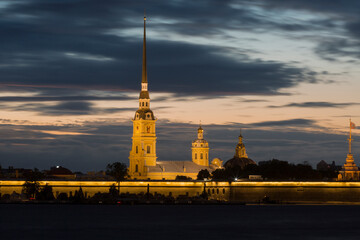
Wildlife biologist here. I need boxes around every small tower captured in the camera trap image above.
[235,130,248,158]
[192,124,209,166]
[338,120,359,181]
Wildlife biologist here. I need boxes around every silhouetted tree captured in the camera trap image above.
[175,175,192,181]
[109,184,118,197]
[37,184,55,201]
[106,162,129,193]
[211,169,227,180]
[57,193,68,201]
[73,187,85,203]
[22,168,45,199]
[197,169,211,180]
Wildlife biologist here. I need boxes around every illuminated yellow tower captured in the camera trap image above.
[338,119,359,181]
[192,124,209,166]
[129,15,157,179]
[235,130,248,158]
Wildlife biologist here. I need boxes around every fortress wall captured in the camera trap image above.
[2,180,360,203]
[229,182,360,203]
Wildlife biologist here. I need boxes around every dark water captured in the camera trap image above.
[1,204,360,240]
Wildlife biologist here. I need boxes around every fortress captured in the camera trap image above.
[1,17,360,204]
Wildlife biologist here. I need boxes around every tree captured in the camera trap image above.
[37,184,55,201]
[22,168,45,199]
[106,162,129,193]
[109,184,118,197]
[197,169,210,180]
[175,175,192,181]
[211,169,227,180]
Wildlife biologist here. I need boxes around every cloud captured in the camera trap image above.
[268,101,358,108]
[0,101,137,116]
[0,0,324,97]
[250,118,316,127]
[0,95,135,102]
[0,119,354,171]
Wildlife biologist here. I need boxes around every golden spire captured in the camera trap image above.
[142,10,147,84]
[349,118,354,154]
[239,129,243,144]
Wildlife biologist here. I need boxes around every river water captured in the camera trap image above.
[1,204,360,240]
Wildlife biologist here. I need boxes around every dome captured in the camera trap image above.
[224,157,256,169]
[134,109,155,120]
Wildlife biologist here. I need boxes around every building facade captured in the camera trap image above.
[192,125,209,166]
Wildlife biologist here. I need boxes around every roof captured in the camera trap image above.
[134,109,155,120]
[139,91,149,99]
[148,161,219,173]
[47,166,73,175]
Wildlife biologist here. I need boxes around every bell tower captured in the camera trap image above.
[235,130,248,158]
[192,124,209,166]
[129,15,157,179]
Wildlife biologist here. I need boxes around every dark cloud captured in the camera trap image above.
[0,0,323,97]
[268,101,358,108]
[250,119,315,127]
[0,101,137,116]
[0,95,134,102]
[0,120,354,171]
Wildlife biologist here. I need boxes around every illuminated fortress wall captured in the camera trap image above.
[2,180,360,203]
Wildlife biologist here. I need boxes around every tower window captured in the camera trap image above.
[136,146,138,153]
[200,153,203,159]
[142,102,144,106]
[147,126,150,133]
[135,164,138,172]
[195,153,197,159]
[206,153,208,159]
[146,102,148,106]
[147,146,150,153]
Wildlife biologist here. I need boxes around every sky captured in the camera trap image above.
[0,0,359,172]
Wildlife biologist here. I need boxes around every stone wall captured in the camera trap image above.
[2,180,360,203]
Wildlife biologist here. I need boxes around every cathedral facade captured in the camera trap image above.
[128,16,221,180]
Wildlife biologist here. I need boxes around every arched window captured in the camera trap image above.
[135,164,138,172]
[195,153,197,159]
[147,146,150,153]
[200,153,203,159]
[142,102,144,106]
[206,153,208,159]
[147,126,150,133]
[136,146,138,153]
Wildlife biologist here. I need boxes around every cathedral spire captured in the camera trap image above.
[142,11,147,84]
[349,118,356,154]
[138,13,150,108]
